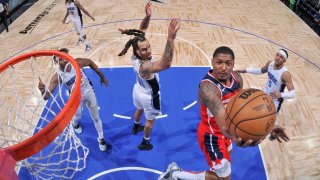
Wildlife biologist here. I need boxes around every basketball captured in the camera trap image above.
[225,88,277,142]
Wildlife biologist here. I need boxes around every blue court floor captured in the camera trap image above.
[19,67,266,180]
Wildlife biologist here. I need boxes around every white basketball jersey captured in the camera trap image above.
[264,61,288,94]
[131,55,160,94]
[66,2,81,20]
[57,63,92,95]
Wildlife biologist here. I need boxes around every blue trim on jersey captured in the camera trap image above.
[202,70,240,96]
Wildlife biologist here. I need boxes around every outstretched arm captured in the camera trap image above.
[76,58,108,88]
[75,0,95,21]
[38,74,59,100]
[236,61,271,74]
[140,2,152,32]
[140,19,180,77]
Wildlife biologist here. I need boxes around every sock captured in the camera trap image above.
[134,120,141,125]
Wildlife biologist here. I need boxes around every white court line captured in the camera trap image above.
[88,166,162,180]
[183,101,197,110]
[155,114,168,119]
[113,114,131,119]
[259,145,270,180]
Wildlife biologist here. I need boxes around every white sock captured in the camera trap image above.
[173,171,206,180]
[134,120,141,124]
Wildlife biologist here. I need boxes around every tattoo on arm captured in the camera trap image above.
[198,82,223,117]
[144,127,152,139]
[140,16,150,31]
[162,40,174,64]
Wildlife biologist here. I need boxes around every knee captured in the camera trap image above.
[210,159,231,179]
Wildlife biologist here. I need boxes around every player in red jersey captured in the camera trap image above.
[159,46,289,180]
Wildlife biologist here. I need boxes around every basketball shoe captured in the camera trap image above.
[158,162,181,180]
[85,44,91,52]
[76,38,83,46]
[73,123,82,134]
[137,138,153,151]
[98,138,107,151]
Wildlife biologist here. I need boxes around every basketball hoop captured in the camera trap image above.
[0,50,89,179]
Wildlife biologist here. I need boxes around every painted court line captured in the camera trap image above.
[88,166,162,180]
[183,101,197,110]
[113,114,131,119]
[155,114,168,119]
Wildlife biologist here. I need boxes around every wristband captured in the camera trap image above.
[246,67,262,75]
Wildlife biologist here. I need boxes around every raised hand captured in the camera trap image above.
[145,1,152,17]
[167,19,180,41]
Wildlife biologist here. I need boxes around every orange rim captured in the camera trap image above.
[0,50,81,161]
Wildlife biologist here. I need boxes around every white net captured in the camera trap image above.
[0,53,89,179]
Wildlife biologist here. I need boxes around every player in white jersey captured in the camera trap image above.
[38,48,109,151]
[237,49,295,141]
[118,2,180,151]
[63,0,95,52]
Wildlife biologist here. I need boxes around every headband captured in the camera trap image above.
[278,49,288,60]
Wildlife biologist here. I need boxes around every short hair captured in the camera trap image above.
[58,48,69,54]
[213,46,235,60]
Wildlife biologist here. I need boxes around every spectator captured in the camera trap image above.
[0,1,8,32]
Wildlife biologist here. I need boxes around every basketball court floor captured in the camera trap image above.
[0,0,320,179]
[19,67,266,179]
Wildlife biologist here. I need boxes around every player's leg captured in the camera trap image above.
[159,131,232,179]
[85,90,107,151]
[132,84,145,135]
[269,98,281,141]
[78,17,91,52]
[133,109,145,134]
[137,90,161,151]
[72,19,84,46]
[71,100,84,134]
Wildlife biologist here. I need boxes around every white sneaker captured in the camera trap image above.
[98,138,107,151]
[73,124,82,134]
[76,38,83,46]
[85,44,91,52]
[158,162,180,180]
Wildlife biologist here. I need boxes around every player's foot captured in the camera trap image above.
[76,38,83,46]
[85,44,91,52]
[73,123,82,134]
[132,123,144,135]
[158,162,181,180]
[137,138,153,151]
[98,138,107,151]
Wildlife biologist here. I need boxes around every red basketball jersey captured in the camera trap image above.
[199,70,240,134]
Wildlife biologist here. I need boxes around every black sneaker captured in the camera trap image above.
[137,138,153,151]
[132,123,144,135]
